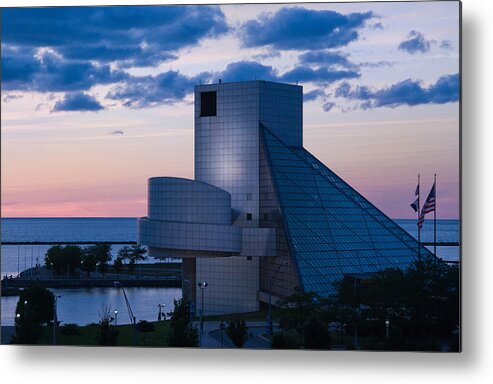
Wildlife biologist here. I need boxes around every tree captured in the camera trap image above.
[226,319,248,348]
[84,243,112,277]
[303,317,331,350]
[118,244,147,275]
[96,304,118,346]
[113,256,124,277]
[332,256,460,350]
[276,287,326,345]
[12,283,54,344]
[80,248,97,278]
[44,245,82,276]
[167,299,198,347]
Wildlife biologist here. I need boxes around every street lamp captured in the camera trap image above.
[24,300,28,319]
[268,262,288,338]
[385,319,390,338]
[114,281,137,345]
[197,281,208,336]
[158,303,166,321]
[114,310,118,326]
[53,295,61,345]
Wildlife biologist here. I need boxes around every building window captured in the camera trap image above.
[246,213,252,221]
[263,213,268,221]
[246,193,252,201]
[200,91,216,117]
[247,256,252,261]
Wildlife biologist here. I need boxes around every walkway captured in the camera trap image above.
[194,321,273,349]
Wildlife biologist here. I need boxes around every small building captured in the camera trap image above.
[138,80,432,315]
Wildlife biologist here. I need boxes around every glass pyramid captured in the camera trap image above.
[261,124,433,297]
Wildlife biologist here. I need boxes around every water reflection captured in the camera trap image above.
[1,287,181,326]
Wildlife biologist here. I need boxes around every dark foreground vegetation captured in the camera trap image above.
[271,257,460,351]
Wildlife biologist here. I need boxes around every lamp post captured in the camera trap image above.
[385,319,390,338]
[53,295,61,345]
[268,262,288,338]
[114,281,137,346]
[197,281,208,336]
[114,310,118,326]
[24,300,28,319]
[158,303,166,321]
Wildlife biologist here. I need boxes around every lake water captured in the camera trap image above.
[1,217,459,326]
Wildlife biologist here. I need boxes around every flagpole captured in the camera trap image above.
[417,174,421,265]
[434,173,437,265]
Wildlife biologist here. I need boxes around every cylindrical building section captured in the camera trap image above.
[148,177,232,225]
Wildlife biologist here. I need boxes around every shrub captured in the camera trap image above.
[60,323,81,337]
[271,332,299,349]
[137,320,155,332]
[226,319,248,348]
[303,317,331,350]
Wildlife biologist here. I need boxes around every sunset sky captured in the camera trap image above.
[1,1,460,219]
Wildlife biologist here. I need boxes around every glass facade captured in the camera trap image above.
[261,124,433,297]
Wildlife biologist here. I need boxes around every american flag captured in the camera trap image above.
[421,182,436,214]
[417,182,436,228]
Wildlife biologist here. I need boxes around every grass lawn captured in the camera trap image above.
[41,321,172,347]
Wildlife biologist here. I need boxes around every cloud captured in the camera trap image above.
[304,89,325,102]
[106,60,360,108]
[52,92,104,112]
[335,73,459,109]
[106,70,211,108]
[440,40,453,50]
[298,51,356,68]
[239,7,374,50]
[398,30,435,54]
[369,22,384,30]
[218,61,278,82]
[280,66,359,84]
[2,6,229,68]
[2,94,23,103]
[109,130,124,135]
[323,101,336,112]
[2,47,128,92]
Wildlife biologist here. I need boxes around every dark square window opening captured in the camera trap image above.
[247,256,252,261]
[246,213,252,221]
[200,91,217,117]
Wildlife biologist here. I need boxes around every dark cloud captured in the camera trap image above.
[218,61,278,82]
[280,66,359,84]
[323,101,336,112]
[106,70,211,108]
[2,6,229,68]
[334,73,459,109]
[106,60,360,108]
[369,22,384,30]
[239,7,374,50]
[2,48,128,92]
[440,40,453,50]
[304,89,325,102]
[298,51,356,68]
[398,30,435,54]
[52,92,104,112]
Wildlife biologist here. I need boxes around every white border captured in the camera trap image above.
[2,1,492,383]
